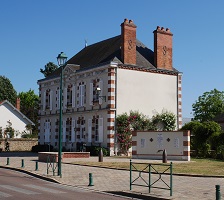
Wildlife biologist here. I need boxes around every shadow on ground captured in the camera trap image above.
[0,152,38,157]
[105,191,170,200]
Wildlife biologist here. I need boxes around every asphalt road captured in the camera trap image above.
[0,168,133,200]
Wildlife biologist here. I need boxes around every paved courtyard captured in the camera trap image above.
[0,152,223,200]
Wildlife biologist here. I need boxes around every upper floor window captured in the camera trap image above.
[43,89,52,110]
[90,79,103,105]
[67,85,73,107]
[77,82,86,107]
[62,84,76,109]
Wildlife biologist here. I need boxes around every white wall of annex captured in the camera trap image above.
[0,104,29,137]
[117,68,178,118]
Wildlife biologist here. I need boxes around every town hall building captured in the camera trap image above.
[37,19,182,156]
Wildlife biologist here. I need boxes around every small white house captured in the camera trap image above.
[0,99,34,138]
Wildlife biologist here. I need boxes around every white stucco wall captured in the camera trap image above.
[0,104,30,138]
[132,131,190,161]
[117,68,178,119]
[38,65,110,149]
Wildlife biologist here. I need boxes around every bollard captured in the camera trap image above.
[6,157,9,165]
[216,185,221,200]
[98,148,103,162]
[88,173,94,186]
[21,159,24,168]
[163,149,167,163]
[35,161,38,171]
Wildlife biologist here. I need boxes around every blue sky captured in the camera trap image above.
[1,0,224,118]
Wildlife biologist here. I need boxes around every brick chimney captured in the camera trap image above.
[153,26,173,70]
[121,18,137,65]
[16,98,20,111]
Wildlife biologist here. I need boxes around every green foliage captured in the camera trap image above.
[116,111,159,155]
[181,121,222,157]
[152,110,176,131]
[0,76,17,105]
[5,120,15,138]
[40,62,58,77]
[86,146,109,156]
[192,89,224,122]
[18,89,39,136]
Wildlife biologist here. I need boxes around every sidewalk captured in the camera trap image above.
[0,152,223,200]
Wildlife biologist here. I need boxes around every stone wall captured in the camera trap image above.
[0,138,38,152]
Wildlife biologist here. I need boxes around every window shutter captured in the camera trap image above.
[88,119,92,142]
[43,91,46,111]
[98,118,103,143]
[50,90,53,110]
[72,85,76,108]
[63,120,66,142]
[71,119,76,142]
[63,87,67,108]
[89,83,93,105]
[57,89,60,109]
[99,80,103,105]
[45,122,50,143]
[81,85,85,106]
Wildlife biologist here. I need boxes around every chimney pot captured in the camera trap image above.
[124,18,129,23]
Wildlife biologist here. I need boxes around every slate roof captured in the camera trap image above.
[67,35,155,69]
[40,35,179,81]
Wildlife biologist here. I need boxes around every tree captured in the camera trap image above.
[40,62,58,77]
[18,89,39,136]
[0,76,17,105]
[192,89,224,122]
[181,121,222,157]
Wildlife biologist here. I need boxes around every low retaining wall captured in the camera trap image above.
[38,152,90,162]
[63,152,90,158]
[38,152,60,162]
[0,138,38,151]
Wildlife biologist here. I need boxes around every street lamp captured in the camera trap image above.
[96,87,106,102]
[57,52,67,177]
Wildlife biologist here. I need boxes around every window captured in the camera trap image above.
[67,85,73,107]
[76,117,85,141]
[77,82,86,107]
[66,118,72,141]
[44,89,52,110]
[90,79,103,105]
[95,118,99,142]
[95,117,103,142]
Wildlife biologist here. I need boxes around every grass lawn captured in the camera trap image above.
[71,158,224,176]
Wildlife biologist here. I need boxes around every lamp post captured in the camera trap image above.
[57,52,67,177]
[96,87,106,102]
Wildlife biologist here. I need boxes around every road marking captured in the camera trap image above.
[0,191,12,197]
[24,184,66,194]
[0,185,40,195]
